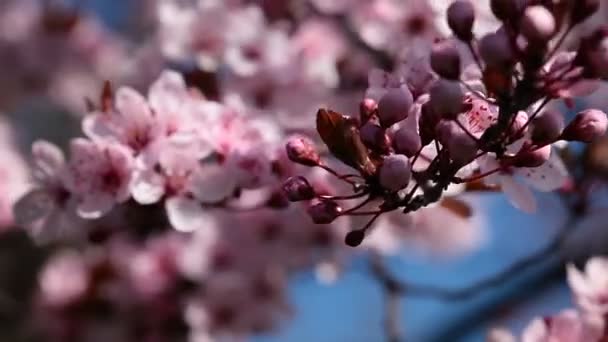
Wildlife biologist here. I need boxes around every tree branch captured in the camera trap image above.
[370,251,404,342]
[367,198,583,342]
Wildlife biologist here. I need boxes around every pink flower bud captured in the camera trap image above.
[308,200,342,224]
[562,109,608,143]
[377,86,413,127]
[572,0,600,24]
[431,41,461,80]
[510,144,551,167]
[521,6,556,43]
[379,155,412,192]
[531,110,564,145]
[285,136,320,166]
[447,0,475,41]
[490,0,523,21]
[429,79,465,119]
[479,29,514,67]
[361,122,391,153]
[360,98,378,123]
[393,126,422,157]
[437,120,478,165]
[282,176,316,202]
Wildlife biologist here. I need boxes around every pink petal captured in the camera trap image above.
[501,176,537,213]
[115,87,152,119]
[585,257,608,291]
[13,189,55,226]
[518,149,568,192]
[130,170,165,205]
[148,70,188,118]
[165,196,210,232]
[567,263,596,299]
[189,164,237,203]
[521,318,548,342]
[76,193,115,219]
[32,140,65,183]
[81,113,117,142]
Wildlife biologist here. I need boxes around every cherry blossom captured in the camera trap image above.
[64,139,134,219]
[477,149,568,213]
[489,309,605,342]
[567,257,608,315]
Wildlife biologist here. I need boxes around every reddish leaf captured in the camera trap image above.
[439,197,473,218]
[464,179,501,192]
[316,109,376,176]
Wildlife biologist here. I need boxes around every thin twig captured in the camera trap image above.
[370,251,404,342]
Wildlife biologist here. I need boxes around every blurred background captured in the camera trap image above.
[1,1,607,341]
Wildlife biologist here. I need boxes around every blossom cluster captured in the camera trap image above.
[3,0,608,341]
[284,0,608,247]
[12,69,354,339]
[489,256,608,341]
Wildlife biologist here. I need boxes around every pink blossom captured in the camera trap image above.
[478,149,568,213]
[490,310,605,342]
[64,139,134,219]
[364,197,484,256]
[14,140,86,241]
[38,250,89,307]
[84,70,207,167]
[567,257,608,315]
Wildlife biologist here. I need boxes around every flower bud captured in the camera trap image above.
[308,200,342,224]
[429,79,465,119]
[448,0,475,41]
[561,109,608,143]
[490,0,523,21]
[344,229,365,247]
[360,98,378,123]
[572,0,600,25]
[479,29,514,68]
[266,190,291,208]
[393,126,422,157]
[282,176,316,202]
[285,136,320,166]
[361,122,391,153]
[521,6,556,43]
[510,144,551,167]
[377,86,413,127]
[531,110,564,145]
[431,41,461,80]
[379,155,412,192]
[437,120,478,165]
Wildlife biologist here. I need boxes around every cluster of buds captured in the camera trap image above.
[284,0,608,247]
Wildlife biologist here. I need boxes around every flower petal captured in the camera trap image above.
[32,140,65,183]
[519,149,568,192]
[76,193,115,219]
[190,165,237,203]
[148,70,188,117]
[13,189,55,226]
[165,196,210,232]
[501,176,537,213]
[131,170,165,205]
